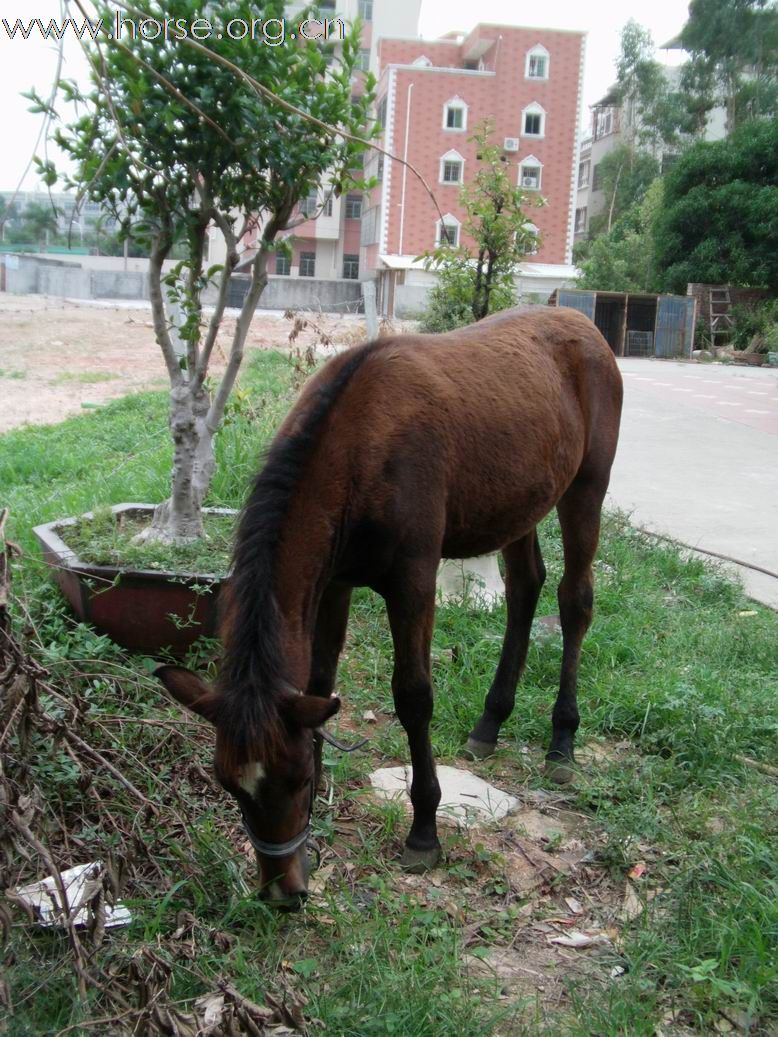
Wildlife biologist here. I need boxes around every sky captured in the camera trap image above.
[0,0,691,193]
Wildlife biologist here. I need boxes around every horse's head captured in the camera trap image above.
[155,665,340,910]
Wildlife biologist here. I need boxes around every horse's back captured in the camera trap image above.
[293,307,622,559]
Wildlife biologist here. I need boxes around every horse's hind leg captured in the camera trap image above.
[546,475,607,784]
[466,530,546,759]
[384,559,442,873]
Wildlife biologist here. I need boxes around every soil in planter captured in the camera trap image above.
[61,509,235,576]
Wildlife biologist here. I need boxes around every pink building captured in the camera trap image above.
[221,13,584,316]
[366,25,584,316]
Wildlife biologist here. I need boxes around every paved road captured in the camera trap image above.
[607,358,778,609]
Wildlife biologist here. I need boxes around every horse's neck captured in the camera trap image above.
[272,493,340,691]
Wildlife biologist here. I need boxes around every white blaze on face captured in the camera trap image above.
[238,761,266,795]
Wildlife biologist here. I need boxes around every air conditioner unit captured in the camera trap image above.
[522,176,537,188]
[503,137,519,152]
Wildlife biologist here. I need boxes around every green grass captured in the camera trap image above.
[61,508,236,575]
[2,350,777,1036]
[52,371,119,384]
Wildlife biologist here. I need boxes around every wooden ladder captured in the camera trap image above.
[709,285,734,342]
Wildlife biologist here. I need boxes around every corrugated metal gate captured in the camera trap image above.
[655,296,696,358]
[557,289,596,322]
[552,289,695,359]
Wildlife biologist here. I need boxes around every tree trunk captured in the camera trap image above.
[142,383,216,543]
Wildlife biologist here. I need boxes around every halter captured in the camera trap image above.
[240,726,368,858]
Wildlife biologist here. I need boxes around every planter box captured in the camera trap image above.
[33,503,234,655]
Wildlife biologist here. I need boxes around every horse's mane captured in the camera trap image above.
[216,340,381,768]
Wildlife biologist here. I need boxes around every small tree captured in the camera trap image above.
[419,122,542,333]
[21,202,60,250]
[44,0,373,542]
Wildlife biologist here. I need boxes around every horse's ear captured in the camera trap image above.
[155,664,221,724]
[282,693,341,730]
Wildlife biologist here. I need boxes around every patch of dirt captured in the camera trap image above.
[0,294,416,433]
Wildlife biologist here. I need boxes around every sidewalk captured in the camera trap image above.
[607,360,778,610]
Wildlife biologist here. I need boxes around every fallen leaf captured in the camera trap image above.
[362,710,377,723]
[628,862,647,879]
[620,882,644,922]
[564,896,584,915]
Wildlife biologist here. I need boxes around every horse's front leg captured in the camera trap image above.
[384,561,441,872]
[306,581,353,788]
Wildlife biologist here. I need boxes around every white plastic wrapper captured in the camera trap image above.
[14,862,131,929]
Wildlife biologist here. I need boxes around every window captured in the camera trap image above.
[578,159,590,188]
[376,154,384,182]
[525,44,550,80]
[443,161,462,183]
[443,98,467,131]
[275,253,291,275]
[519,158,542,190]
[299,252,316,277]
[592,163,602,192]
[322,195,333,217]
[360,206,379,246]
[574,207,588,234]
[440,151,464,184]
[345,194,362,219]
[300,189,318,218]
[343,254,359,279]
[358,0,373,19]
[522,104,545,137]
[376,96,388,129]
[524,222,540,255]
[436,216,460,247]
[356,49,370,72]
[593,107,614,140]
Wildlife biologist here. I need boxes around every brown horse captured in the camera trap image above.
[157,306,622,908]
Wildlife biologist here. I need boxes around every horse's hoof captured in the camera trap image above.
[464,736,496,760]
[544,756,576,785]
[400,845,442,873]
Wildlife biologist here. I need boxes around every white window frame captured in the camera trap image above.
[522,103,546,139]
[343,253,360,279]
[443,97,468,132]
[525,44,550,81]
[519,156,543,191]
[439,149,465,185]
[578,159,590,189]
[436,213,461,247]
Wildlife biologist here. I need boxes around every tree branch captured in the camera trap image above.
[193,207,240,390]
[148,224,184,387]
